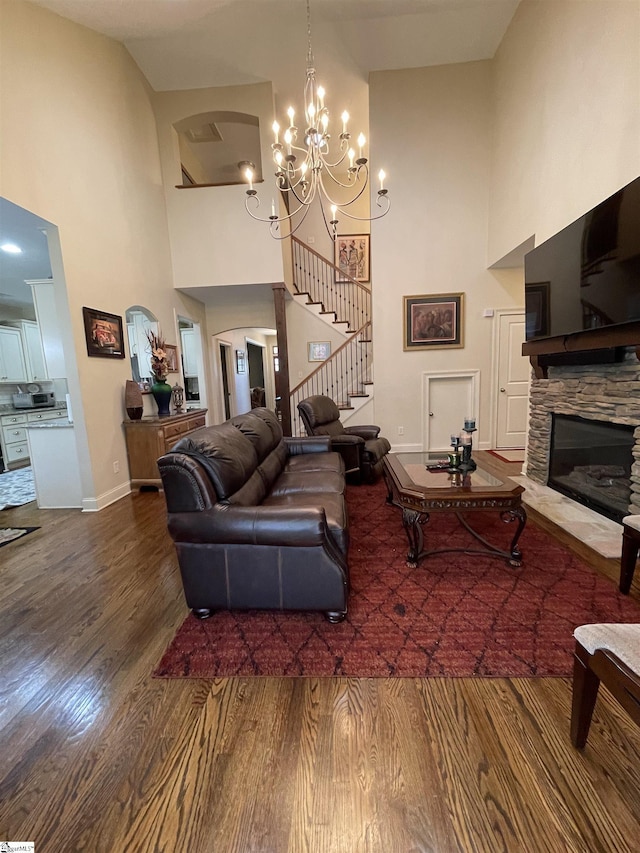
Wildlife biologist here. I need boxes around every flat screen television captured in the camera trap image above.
[524,176,640,354]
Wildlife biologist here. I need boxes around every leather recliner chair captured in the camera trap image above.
[297,395,391,483]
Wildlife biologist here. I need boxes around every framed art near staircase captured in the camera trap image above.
[335,234,370,283]
[308,341,331,362]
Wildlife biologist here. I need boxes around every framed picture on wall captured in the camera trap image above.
[403,293,464,350]
[235,349,246,373]
[308,341,331,362]
[165,344,179,373]
[335,234,370,283]
[525,281,550,339]
[82,307,125,359]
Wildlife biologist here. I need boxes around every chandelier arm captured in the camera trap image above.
[316,174,369,209]
[270,202,315,241]
[286,174,319,207]
[327,196,391,223]
[319,143,350,171]
[321,164,369,193]
[317,197,339,240]
[284,164,320,199]
[245,192,310,224]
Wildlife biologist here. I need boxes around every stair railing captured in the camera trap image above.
[290,321,372,436]
[291,236,371,331]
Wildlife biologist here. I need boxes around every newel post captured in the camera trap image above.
[272,281,292,436]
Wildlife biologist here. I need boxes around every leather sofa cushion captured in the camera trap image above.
[172,421,258,500]
[230,410,279,462]
[262,490,349,555]
[285,452,344,474]
[268,470,345,497]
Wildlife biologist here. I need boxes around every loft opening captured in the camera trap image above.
[173,110,263,188]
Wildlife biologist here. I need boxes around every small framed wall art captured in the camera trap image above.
[403,292,464,350]
[164,344,179,373]
[235,349,246,373]
[308,341,331,362]
[82,306,125,359]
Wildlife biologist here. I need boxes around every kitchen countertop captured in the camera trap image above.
[0,404,68,415]
[26,421,73,429]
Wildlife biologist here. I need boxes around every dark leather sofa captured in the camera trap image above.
[157,407,350,623]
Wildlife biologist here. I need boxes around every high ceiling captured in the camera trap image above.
[1,0,520,307]
[29,0,520,91]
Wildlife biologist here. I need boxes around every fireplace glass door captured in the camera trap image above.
[548,413,633,523]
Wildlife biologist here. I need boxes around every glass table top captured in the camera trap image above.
[393,451,505,489]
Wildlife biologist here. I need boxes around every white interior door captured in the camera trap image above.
[496,311,529,448]
[424,372,479,452]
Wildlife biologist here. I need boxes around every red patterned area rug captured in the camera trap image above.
[154,482,640,678]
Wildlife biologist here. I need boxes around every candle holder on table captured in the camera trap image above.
[458,418,477,472]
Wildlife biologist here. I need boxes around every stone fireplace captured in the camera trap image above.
[525,349,640,520]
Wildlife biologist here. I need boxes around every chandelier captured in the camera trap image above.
[243,0,390,240]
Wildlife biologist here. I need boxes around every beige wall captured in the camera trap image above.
[369,0,639,450]
[152,83,284,288]
[489,0,640,263]
[369,61,523,449]
[0,0,207,506]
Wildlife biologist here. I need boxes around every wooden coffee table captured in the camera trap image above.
[382,450,527,568]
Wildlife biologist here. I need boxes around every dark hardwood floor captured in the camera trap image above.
[1,458,639,852]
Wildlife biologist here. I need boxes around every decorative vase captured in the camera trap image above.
[124,379,143,420]
[151,379,172,416]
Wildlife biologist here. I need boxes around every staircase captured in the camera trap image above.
[289,237,374,436]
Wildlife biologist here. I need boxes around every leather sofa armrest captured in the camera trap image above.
[285,436,331,455]
[168,504,332,547]
[330,434,365,448]
[344,425,381,440]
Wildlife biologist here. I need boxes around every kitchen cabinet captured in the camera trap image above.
[123,409,207,488]
[1,412,29,467]
[27,422,82,509]
[0,327,27,382]
[19,320,48,381]
[181,329,198,376]
[0,408,69,470]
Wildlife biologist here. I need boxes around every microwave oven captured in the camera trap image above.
[12,391,56,409]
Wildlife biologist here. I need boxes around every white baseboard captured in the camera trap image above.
[82,481,132,512]
[389,442,423,453]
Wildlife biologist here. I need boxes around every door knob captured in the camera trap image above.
[500,388,506,392]
[429,411,434,416]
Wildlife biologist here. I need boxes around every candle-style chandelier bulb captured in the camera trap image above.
[243,0,390,240]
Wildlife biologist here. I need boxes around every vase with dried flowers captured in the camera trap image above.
[146,328,172,416]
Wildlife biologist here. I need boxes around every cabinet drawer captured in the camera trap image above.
[27,410,66,423]
[188,415,206,431]
[1,413,28,426]
[163,420,190,440]
[3,425,27,444]
[6,441,29,463]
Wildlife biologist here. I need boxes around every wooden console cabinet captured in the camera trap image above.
[123,409,207,488]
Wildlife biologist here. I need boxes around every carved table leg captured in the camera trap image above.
[501,505,527,567]
[402,507,429,567]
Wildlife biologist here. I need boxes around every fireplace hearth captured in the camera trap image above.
[548,414,634,523]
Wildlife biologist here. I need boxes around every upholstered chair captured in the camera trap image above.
[570,623,640,748]
[297,395,391,483]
